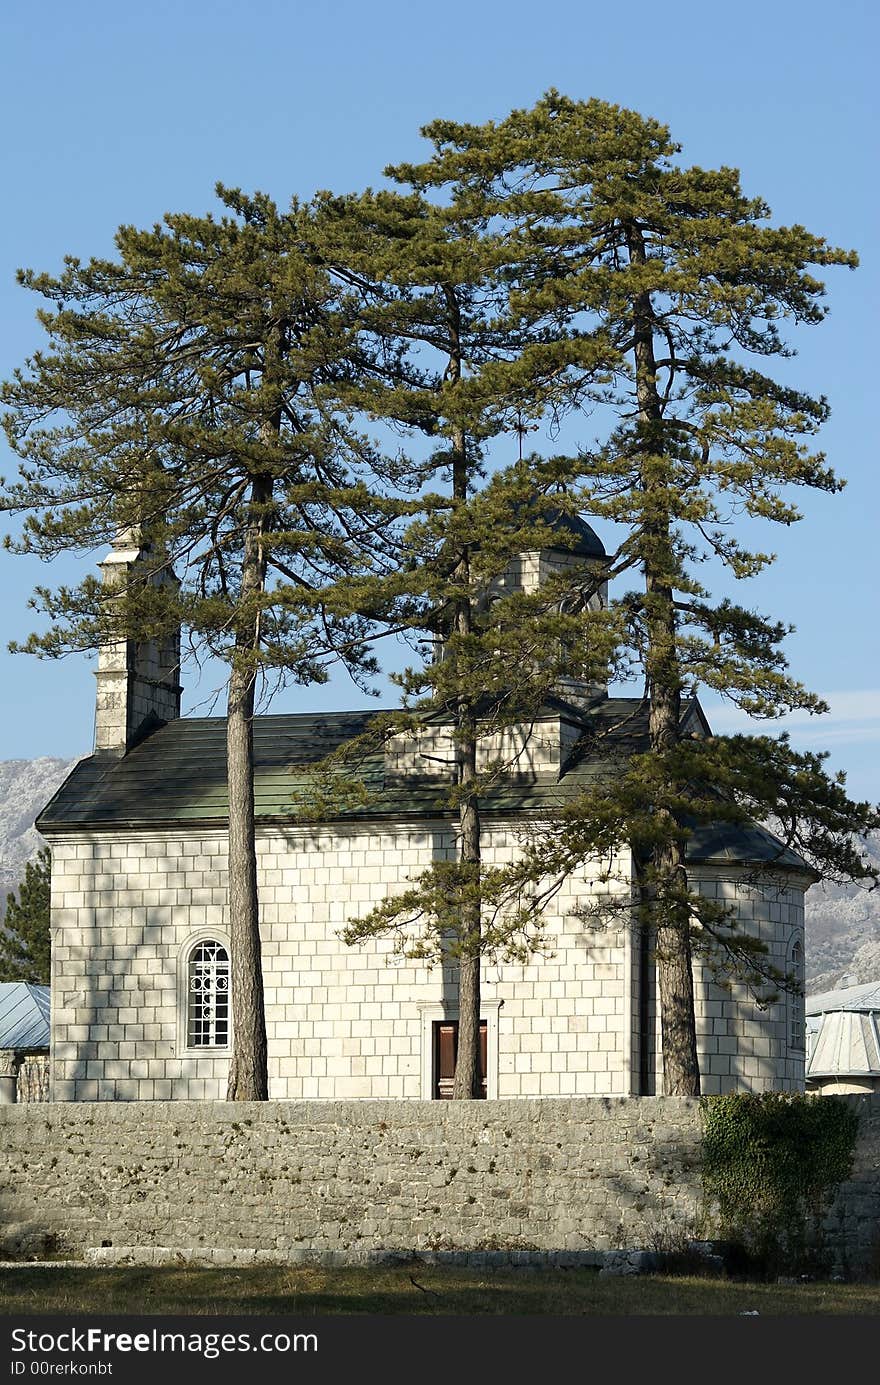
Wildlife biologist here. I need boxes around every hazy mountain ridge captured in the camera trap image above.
[0,757,877,994]
[802,831,880,993]
[0,757,80,911]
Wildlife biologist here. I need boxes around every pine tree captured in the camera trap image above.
[1,187,404,1099]
[398,92,879,1093]
[0,847,51,985]
[317,185,622,1096]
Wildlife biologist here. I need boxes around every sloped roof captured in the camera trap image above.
[0,982,50,1050]
[37,709,385,829]
[681,820,811,873]
[806,979,880,1016]
[35,696,812,875]
[806,1008,880,1079]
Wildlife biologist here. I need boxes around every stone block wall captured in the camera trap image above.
[384,715,583,779]
[17,1055,49,1103]
[487,547,608,708]
[46,823,635,1102]
[0,1098,705,1260]
[688,870,807,1095]
[45,824,804,1103]
[94,543,181,757]
[812,1094,880,1275]
[1,1097,877,1274]
[631,869,807,1098]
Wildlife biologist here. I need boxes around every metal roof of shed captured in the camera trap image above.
[0,982,50,1050]
[806,1008,880,1079]
[806,980,880,1016]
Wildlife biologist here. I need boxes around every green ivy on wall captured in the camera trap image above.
[700,1093,859,1277]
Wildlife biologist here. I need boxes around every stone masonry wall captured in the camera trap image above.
[46,824,635,1102]
[689,870,807,1094]
[1,1097,878,1273]
[384,715,583,780]
[45,824,804,1103]
[0,1098,704,1261]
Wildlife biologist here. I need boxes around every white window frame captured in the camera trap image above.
[177,930,232,1056]
[417,999,502,1099]
[787,938,805,1052]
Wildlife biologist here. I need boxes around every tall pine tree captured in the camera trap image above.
[395,93,879,1093]
[1,187,405,1099]
[0,848,51,985]
[316,184,622,1096]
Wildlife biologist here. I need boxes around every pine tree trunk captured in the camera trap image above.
[646,568,699,1095]
[452,712,482,1099]
[649,696,700,1095]
[444,334,483,1099]
[226,473,271,1101]
[628,224,701,1097]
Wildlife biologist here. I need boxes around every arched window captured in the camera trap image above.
[788,939,805,1052]
[187,940,230,1048]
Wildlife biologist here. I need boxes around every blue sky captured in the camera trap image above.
[1,0,877,799]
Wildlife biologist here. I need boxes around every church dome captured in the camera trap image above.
[504,497,606,562]
[541,508,606,559]
[543,509,606,556]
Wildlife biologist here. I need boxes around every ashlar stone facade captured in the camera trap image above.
[40,523,810,1102]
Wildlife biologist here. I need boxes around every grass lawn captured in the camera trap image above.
[1,1264,879,1315]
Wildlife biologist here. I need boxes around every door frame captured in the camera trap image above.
[417,999,502,1099]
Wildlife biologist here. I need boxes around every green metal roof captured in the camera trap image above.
[35,696,812,874]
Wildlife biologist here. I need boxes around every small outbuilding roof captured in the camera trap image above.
[806,1009,880,1079]
[806,979,880,1016]
[0,982,50,1050]
[805,980,880,1081]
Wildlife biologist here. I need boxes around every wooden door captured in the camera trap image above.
[433,1020,487,1098]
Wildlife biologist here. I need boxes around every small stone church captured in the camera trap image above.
[38,521,810,1102]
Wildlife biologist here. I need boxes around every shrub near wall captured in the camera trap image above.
[700,1093,860,1276]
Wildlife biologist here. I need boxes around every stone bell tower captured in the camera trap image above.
[93,531,182,758]
[490,508,610,706]
[388,511,610,782]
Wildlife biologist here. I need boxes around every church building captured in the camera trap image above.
[37,520,810,1101]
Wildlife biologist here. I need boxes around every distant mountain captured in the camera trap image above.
[0,757,80,911]
[0,756,876,993]
[803,831,880,994]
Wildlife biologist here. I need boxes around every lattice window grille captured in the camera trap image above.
[187,940,230,1047]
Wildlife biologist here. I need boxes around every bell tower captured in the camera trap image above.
[492,509,609,706]
[387,512,609,783]
[93,531,182,757]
